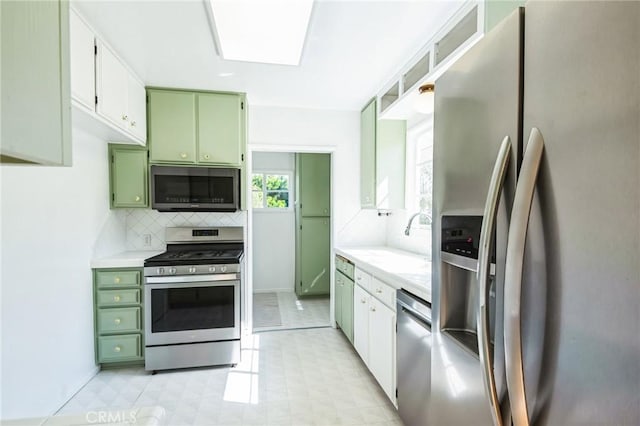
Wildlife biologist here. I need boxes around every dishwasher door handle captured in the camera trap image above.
[400,306,431,331]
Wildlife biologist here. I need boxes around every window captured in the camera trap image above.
[252,173,291,209]
[406,119,434,227]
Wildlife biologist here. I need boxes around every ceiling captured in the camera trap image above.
[74,0,464,111]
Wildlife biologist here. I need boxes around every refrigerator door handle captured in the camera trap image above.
[504,127,545,426]
[477,135,511,426]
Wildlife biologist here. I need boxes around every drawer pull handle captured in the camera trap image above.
[376,288,383,294]
[130,121,137,127]
[370,307,376,312]
[114,318,121,325]
[114,346,121,352]
[203,154,210,160]
[121,114,128,121]
[361,299,366,304]
[180,153,187,159]
[135,195,141,202]
[114,277,121,284]
[113,295,121,302]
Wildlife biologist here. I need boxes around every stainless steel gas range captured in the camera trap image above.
[143,227,244,372]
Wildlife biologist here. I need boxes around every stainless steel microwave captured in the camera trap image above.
[150,165,240,212]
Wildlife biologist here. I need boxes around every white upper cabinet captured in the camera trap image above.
[127,75,147,142]
[69,8,146,146]
[69,9,95,111]
[96,41,129,129]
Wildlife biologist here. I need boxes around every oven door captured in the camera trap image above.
[144,274,240,346]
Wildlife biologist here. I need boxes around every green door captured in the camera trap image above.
[110,145,148,208]
[299,153,330,216]
[360,99,376,208]
[342,276,354,343]
[148,89,196,163]
[197,93,242,165]
[298,217,330,296]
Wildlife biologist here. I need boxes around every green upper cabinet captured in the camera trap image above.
[109,144,148,208]
[360,98,406,209]
[148,89,197,163]
[198,93,242,165]
[148,88,245,166]
[360,99,377,208]
[1,0,71,165]
[298,153,331,216]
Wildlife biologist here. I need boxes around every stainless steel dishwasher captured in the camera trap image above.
[396,289,432,426]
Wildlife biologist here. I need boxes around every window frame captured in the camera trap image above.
[251,171,293,211]
[405,117,434,230]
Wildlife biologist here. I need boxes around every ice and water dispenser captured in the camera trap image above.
[439,215,496,356]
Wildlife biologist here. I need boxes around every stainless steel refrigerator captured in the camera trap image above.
[431,2,639,425]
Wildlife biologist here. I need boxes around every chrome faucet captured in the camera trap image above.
[405,212,432,236]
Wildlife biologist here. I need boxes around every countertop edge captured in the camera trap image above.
[90,250,163,269]
[335,246,431,303]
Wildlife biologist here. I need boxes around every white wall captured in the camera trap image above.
[248,105,387,248]
[251,152,296,293]
[0,127,126,420]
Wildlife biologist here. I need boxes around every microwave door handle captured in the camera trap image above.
[477,135,511,426]
[504,128,545,426]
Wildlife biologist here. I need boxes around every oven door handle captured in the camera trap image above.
[145,273,240,284]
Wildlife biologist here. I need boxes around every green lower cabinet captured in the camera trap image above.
[98,334,142,363]
[335,269,354,343]
[93,268,144,365]
[109,144,148,208]
[297,217,330,296]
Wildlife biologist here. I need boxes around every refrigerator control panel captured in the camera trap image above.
[441,215,494,261]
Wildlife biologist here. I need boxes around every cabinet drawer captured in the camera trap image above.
[95,270,140,288]
[335,256,355,280]
[97,289,140,307]
[97,307,141,334]
[354,268,372,293]
[371,278,396,311]
[98,334,142,362]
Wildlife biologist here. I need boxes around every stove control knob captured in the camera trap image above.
[189,267,197,274]
[157,268,165,275]
[169,267,177,275]
[209,266,217,273]
[221,266,227,273]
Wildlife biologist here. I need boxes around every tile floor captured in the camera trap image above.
[253,291,330,332]
[58,328,402,426]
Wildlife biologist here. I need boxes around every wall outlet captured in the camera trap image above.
[143,234,152,247]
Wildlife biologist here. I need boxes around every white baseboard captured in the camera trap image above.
[52,365,100,416]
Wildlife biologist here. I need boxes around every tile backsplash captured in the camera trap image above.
[125,209,247,250]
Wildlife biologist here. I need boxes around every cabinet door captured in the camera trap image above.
[69,8,95,111]
[96,41,128,130]
[369,298,396,403]
[342,277,354,344]
[127,75,147,143]
[197,93,242,165]
[299,153,331,216]
[335,270,343,328]
[110,146,148,208]
[297,217,330,296]
[148,90,196,163]
[360,99,376,207]
[1,0,71,165]
[376,120,406,209]
[353,284,370,365]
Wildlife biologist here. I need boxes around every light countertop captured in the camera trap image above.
[335,246,432,302]
[90,250,163,269]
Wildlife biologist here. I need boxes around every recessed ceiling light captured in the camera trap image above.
[208,0,314,66]
[218,72,234,77]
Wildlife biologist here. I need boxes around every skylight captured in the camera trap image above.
[208,0,314,66]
